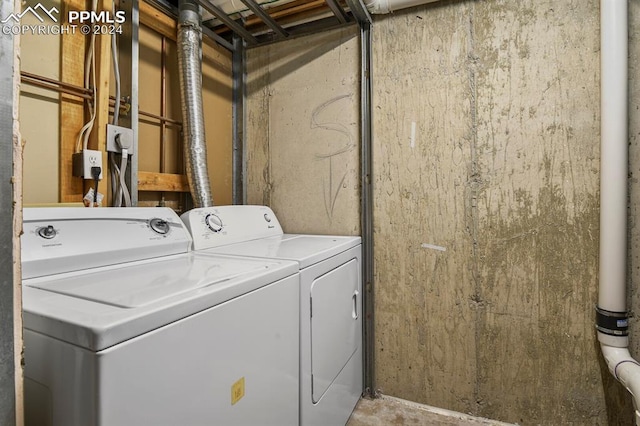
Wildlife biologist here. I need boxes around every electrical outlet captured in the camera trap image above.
[72,149,103,179]
[107,124,134,153]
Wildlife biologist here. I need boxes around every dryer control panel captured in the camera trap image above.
[181,205,284,250]
[22,207,191,279]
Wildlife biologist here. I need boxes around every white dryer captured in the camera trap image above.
[181,205,363,426]
[22,207,300,426]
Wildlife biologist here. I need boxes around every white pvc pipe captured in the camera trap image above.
[601,345,640,425]
[364,0,441,14]
[600,1,640,424]
[599,0,629,320]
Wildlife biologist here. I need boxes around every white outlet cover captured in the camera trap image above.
[83,149,103,179]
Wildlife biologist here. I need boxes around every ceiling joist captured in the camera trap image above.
[145,0,369,49]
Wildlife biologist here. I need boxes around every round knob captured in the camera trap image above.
[149,218,170,235]
[37,225,57,239]
[205,214,223,233]
[264,213,272,223]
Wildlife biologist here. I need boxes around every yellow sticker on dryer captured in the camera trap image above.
[231,377,245,405]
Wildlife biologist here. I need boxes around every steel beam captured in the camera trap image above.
[232,35,246,204]
[0,0,17,421]
[254,17,353,46]
[359,22,375,396]
[239,0,288,39]
[325,0,350,24]
[345,0,371,25]
[197,0,258,45]
[202,25,235,51]
[119,0,140,205]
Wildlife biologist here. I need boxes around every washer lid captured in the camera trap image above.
[22,253,298,351]
[203,234,361,269]
[27,255,269,308]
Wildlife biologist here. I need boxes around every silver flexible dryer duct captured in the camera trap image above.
[178,0,213,208]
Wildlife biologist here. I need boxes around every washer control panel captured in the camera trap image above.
[22,207,191,279]
[181,205,283,250]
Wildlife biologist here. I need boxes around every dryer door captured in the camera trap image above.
[310,259,360,403]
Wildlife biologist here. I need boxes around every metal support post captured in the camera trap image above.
[0,0,19,420]
[232,34,246,205]
[360,21,375,397]
[118,0,140,205]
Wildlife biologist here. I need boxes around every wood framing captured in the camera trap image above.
[57,0,231,203]
[140,0,176,40]
[138,171,189,192]
[59,0,86,202]
[84,0,114,202]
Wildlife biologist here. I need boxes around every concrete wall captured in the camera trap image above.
[246,27,361,235]
[628,0,640,423]
[373,0,631,424]
[372,0,477,415]
[247,0,640,425]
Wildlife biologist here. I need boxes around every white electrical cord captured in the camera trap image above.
[75,0,98,153]
[111,1,121,127]
[110,136,132,207]
[119,149,132,206]
[110,153,119,205]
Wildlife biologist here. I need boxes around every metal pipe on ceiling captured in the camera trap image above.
[20,71,94,96]
[364,0,441,14]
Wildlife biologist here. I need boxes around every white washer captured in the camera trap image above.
[22,207,300,426]
[181,205,363,426]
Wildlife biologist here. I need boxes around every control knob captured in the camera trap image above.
[149,218,170,235]
[37,225,57,239]
[205,214,223,233]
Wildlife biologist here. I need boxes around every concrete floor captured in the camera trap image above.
[346,395,517,426]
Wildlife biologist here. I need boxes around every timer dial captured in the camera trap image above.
[149,218,170,235]
[205,214,223,233]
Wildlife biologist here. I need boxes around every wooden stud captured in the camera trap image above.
[138,171,189,192]
[140,0,176,41]
[84,0,113,204]
[59,0,86,203]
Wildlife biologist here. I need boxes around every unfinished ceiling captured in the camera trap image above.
[149,0,367,47]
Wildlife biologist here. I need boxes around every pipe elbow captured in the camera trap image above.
[601,344,640,423]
